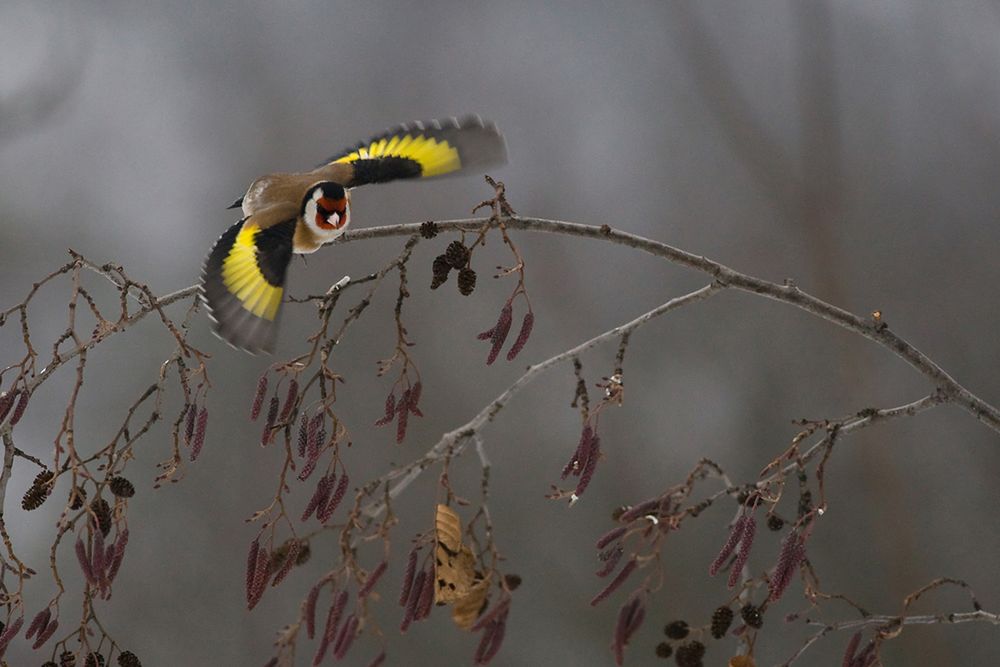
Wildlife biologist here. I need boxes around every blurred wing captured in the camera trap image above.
[322,114,507,187]
[200,218,295,354]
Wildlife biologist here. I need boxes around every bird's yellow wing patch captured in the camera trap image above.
[324,115,507,187]
[201,218,295,354]
[335,132,460,178]
[221,224,283,320]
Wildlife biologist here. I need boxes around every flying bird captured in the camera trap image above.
[200,115,507,353]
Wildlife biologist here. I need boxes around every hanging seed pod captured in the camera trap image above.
[69,485,87,510]
[116,651,142,667]
[109,476,135,498]
[444,240,470,269]
[431,255,451,289]
[295,541,312,566]
[664,620,689,640]
[740,604,763,629]
[711,606,734,639]
[90,498,112,537]
[457,267,477,295]
[22,470,54,510]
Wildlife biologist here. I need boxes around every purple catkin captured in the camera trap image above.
[853,641,877,667]
[106,528,129,583]
[375,392,396,427]
[184,403,196,445]
[279,379,298,423]
[301,474,334,522]
[401,570,426,632]
[261,396,280,446]
[25,608,51,640]
[561,425,594,479]
[322,590,349,649]
[9,390,29,425]
[471,598,512,633]
[32,618,58,649]
[332,614,359,659]
[92,529,106,584]
[190,407,208,461]
[598,543,622,562]
[298,454,320,482]
[590,558,637,606]
[574,436,601,497]
[245,538,261,605]
[248,544,270,609]
[304,582,321,639]
[75,536,96,585]
[415,566,435,620]
[0,616,23,656]
[476,327,495,341]
[307,414,324,459]
[313,635,332,666]
[596,526,628,550]
[842,632,862,667]
[399,546,419,606]
[0,390,15,422]
[473,622,497,664]
[728,515,757,589]
[297,414,309,457]
[396,389,411,443]
[769,533,806,602]
[486,303,514,365]
[475,611,509,664]
[270,540,300,589]
[357,560,388,599]
[620,498,663,523]
[613,596,644,666]
[366,651,387,667]
[709,515,748,576]
[318,474,349,523]
[596,546,624,577]
[408,382,423,416]
[506,311,534,361]
[250,375,268,421]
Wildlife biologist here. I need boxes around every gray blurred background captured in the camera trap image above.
[2,1,999,665]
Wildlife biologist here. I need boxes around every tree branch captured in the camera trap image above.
[337,216,1000,432]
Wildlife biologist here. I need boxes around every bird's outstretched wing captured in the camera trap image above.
[320,114,507,187]
[200,218,295,354]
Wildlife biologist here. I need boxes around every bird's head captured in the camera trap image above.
[301,181,350,242]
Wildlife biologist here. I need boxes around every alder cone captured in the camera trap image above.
[458,267,477,295]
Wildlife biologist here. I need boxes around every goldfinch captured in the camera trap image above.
[201,115,507,353]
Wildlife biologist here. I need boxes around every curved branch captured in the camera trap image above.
[337,216,999,433]
[23,214,997,434]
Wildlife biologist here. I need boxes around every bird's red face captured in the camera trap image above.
[302,182,351,242]
[314,195,348,230]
